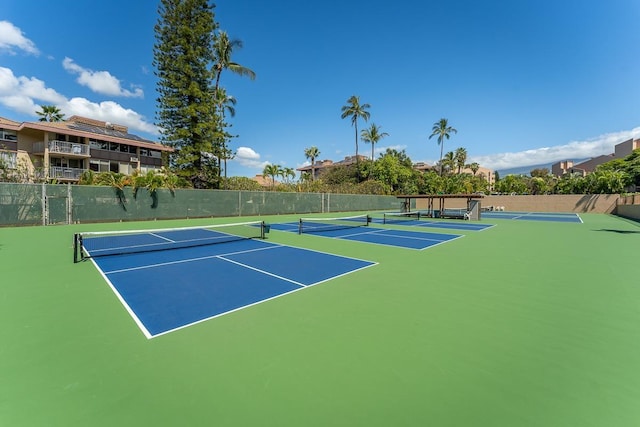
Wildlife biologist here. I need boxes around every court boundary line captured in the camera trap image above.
[290,225,465,251]
[90,257,153,339]
[218,255,307,287]
[481,211,583,223]
[374,230,465,243]
[415,220,497,232]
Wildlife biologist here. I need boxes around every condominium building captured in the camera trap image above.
[551,138,640,177]
[296,155,368,180]
[0,115,172,182]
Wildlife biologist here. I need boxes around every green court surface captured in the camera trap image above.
[1,213,639,426]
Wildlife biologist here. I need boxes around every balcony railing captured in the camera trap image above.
[49,167,86,180]
[33,141,90,156]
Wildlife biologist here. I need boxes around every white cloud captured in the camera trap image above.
[0,67,66,114]
[0,66,157,135]
[234,147,269,169]
[63,57,143,98]
[470,128,640,170]
[0,21,39,55]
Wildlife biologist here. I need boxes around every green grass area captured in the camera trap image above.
[1,213,639,426]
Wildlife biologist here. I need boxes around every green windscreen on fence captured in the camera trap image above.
[0,183,43,226]
[0,183,404,226]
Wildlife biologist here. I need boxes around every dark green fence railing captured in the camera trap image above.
[0,183,405,226]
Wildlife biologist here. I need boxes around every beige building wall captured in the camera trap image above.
[552,138,639,177]
[614,138,640,157]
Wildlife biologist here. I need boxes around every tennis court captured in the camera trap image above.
[268,214,463,250]
[2,212,640,426]
[76,222,376,337]
[482,211,583,222]
[372,211,495,231]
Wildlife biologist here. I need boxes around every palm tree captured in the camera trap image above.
[281,167,296,184]
[304,146,320,181]
[262,164,281,188]
[214,87,237,118]
[442,151,455,175]
[36,105,65,122]
[429,118,457,176]
[360,123,389,162]
[454,147,468,174]
[340,95,370,173]
[469,162,480,176]
[212,31,256,95]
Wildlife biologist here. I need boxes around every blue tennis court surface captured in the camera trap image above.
[482,211,583,223]
[269,221,463,250]
[370,216,495,231]
[86,237,376,338]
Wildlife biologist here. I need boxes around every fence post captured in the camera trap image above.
[67,183,72,224]
[41,182,46,226]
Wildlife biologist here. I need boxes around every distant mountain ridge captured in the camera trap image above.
[496,159,589,177]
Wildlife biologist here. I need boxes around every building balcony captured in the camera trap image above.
[49,166,86,181]
[33,140,90,157]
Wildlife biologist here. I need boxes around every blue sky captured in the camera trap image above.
[1,0,639,177]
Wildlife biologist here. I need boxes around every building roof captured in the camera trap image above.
[297,155,367,172]
[252,174,279,186]
[0,115,172,152]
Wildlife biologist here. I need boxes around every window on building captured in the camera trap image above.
[50,157,63,167]
[119,163,131,175]
[89,159,110,172]
[0,128,17,141]
[68,159,83,169]
[90,139,109,150]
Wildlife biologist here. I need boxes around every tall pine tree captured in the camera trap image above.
[153,0,219,188]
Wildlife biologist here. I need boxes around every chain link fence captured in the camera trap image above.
[0,183,405,226]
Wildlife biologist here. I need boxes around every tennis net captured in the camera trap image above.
[73,221,267,262]
[383,211,421,224]
[298,214,370,234]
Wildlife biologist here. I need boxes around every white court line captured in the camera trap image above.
[88,233,235,255]
[339,231,465,251]
[414,221,494,231]
[373,230,462,243]
[89,257,153,339]
[218,255,307,287]
[103,244,280,274]
[149,232,175,242]
[297,224,465,250]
